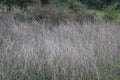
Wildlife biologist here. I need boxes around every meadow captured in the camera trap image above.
[0,6,120,80]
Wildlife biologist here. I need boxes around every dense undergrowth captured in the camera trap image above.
[0,0,120,79]
[0,7,120,80]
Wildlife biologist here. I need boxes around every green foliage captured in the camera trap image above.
[51,0,85,10]
[79,0,120,10]
[0,0,33,7]
[103,3,119,20]
[0,0,50,7]
[68,0,85,12]
[0,0,120,11]
[51,0,68,7]
[80,0,103,9]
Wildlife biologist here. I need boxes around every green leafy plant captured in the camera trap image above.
[68,0,85,12]
[103,3,119,20]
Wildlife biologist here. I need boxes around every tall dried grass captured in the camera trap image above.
[0,13,120,80]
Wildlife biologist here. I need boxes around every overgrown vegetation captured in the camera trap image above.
[0,13,120,80]
[102,3,119,20]
[0,0,120,80]
[0,0,120,21]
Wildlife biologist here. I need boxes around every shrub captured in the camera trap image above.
[103,3,119,20]
[50,0,86,12]
[68,0,85,12]
[80,0,104,9]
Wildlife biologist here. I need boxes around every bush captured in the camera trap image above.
[50,0,86,11]
[103,3,119,20]
[79,0,120,10]
[68,0,85,12]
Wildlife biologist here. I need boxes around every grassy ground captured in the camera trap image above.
[0,6,120,80]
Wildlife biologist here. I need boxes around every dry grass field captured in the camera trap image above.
[0,9,120,80]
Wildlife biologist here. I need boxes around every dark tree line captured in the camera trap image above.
[0,0,50,7]
[0,0,33,7]
[0,0,120,9]
[79,0,120,9]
